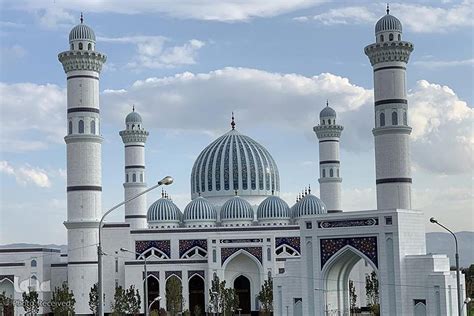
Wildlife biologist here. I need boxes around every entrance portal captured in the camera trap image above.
[234,275,251,314]
[147,276,160,312]
[188,275,205,315]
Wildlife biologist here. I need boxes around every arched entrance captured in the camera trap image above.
[234,275,251,314]
[322,246,378,316]
[0,278,14,316]
[166,275,183,315]
[147,276,160,312]
[188,275,205,315]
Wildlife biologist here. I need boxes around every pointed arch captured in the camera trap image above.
[222,248,262,269]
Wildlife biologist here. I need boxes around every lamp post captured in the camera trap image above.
[98,176,173,316]
[430,217,462,316]
[120,248,149,316]
[149,296,161,313]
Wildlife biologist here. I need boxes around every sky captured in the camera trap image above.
[0,0,472,244]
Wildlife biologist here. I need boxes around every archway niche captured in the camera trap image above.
[188,275,205,315]
[147,276,160,312]
[234,275,251,314]
[0,278,14,315]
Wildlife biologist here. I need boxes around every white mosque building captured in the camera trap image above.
[0,8,466,316]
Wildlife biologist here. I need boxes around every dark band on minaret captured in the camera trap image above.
[231,112,236,130]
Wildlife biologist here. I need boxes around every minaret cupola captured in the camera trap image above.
[375,4,403,43]
[69,13,96,51]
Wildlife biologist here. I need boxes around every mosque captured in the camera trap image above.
[0,7,466,316]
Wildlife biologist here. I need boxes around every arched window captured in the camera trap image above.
[140,173,143,182]
[322,120,325,125]
[398,34,401,41]
[380,34,384,42]
[132,174,136,182]
[88,43,92,50]
[212,249,217,263]
[389,33,394,41]
[31,260,37,267]
[126,174,129,182]
[328,119,331,125]
[90,120,95,134]
[68,121,73,134]
[330,168,334,177]
[70,43,74,50]
[380,113,385,127]
[267,247,271,261]
[392,111,398,125]
[79,42,83,50]
[403,111,407,125]
[78,120,84,133]
[322,169,326,178]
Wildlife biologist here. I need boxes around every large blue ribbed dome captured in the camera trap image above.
[191,129,280,199]
[257,196,290,220]
[293,194,327,218]
[69,23,96,42]
[183,196,217,222]
[147,198,182,224]
[220,196,254,222]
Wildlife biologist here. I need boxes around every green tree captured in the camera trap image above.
[208,274,239,315]
[111,285,141,315]
[51,282,76,315]
[192,304,202,316]
[22,290,39,315]
[0,291,13,314]
[222,287,239,316]
[257,277,273,314]
[365,271,379,316]
[89,283,99,315]
[166,276,183,315]
[349,280,357,312]
[111,285,128,315]
[125,285,141,315]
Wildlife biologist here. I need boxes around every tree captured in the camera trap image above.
[89,283,99,315]
[0,291,13,314]
[349,280,357,312]
[111,285,141,315]
[22,290,39,315]
[111,285,128,315]
[166,276,183,315]
[209,274,224,314]
[257,277,273,314]
[51,282,76,315]
[222,287,239,316]
[365,271,379,316]
[125,285,141,315]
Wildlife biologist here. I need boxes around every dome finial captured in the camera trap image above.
[132,104,135,112]
[234,190,238,196]
[326,99,329,107]
[161,188,165,198]
[308,184,311,194]
[231,112,236,130]
[386,3,390,14]
[80,12,84,24]
[271,189,274,195]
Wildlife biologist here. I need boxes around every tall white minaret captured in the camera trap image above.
[119,107,149,229]
[313,101,343,212]
[58,14,106,314]
[365,5,414,210]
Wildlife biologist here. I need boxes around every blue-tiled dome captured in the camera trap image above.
[125,110,143,124]
[257,196,290,220]
[69,23,96,42]
[320,106,336,118]
[147,198,182,224]
[220,196,254,221]
[375,13,402,34]
[183,196,217,222]
[191,129,280,199]
[293,194,327,218]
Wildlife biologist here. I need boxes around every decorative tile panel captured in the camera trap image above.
[135,240,171,258]
[318,218,378,229]
[220,238,263,244]
[188,270,205,280]
[165,271,182,280]
[143,271,160,280]
[221,247,262,265]
[275,237,301,253]
[179,239,208,258]
[320,236,378,269]
[0,275,14,282]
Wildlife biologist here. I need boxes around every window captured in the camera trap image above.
[328,119,331,125]
[31,260,37,267]
[403,111,407,125]
[398,34,401,41]
[385,216,393,225]
[380,35,384,42]
[132,174,136,182]
[278,268,285,274]
[140,174,143,182]
[305,221,312,229]
[90,120,95,134]
[380,112,385,127]
[68,121,73,134]
[115,258,118,273]
[88,43,92,50]
[126,174,129,182]
[213,249,217,263]
[267,247,271,261]
[322,169,326,178]
[79,42,83,50]
[330,168,334,177]
[78,120,84,133]
[322,120,325,125]
[71,43,74,50]
[389,33,394,41]
[337,168,340,177]
[392,111,398,125]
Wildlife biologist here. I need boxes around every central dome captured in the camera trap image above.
[191,129,280,202]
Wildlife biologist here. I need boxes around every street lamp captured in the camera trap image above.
[98,176,173,316]
[120,248,149,316]
[430,217,462,316]
[149,296,161,313]
[462,297,472,313]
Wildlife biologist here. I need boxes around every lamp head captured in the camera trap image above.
[120,248,129,252]
[155,296,162,301]
[158,176,173,186]
[429,217,438,224]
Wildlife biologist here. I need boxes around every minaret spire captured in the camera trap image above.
[231,112,236,130]
[386,3,390,14]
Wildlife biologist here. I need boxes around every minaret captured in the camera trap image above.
[58,14,106,314]
[365,6,414,210]
[313,101,343,212]
[119,107,149,229]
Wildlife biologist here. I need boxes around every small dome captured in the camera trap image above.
[126,110,142,124]
[220,196,254,221]
[183,196,217,222]
[257,196,290,220]
[293,194,327,218]
[320,105,336,118]
[69,23,96,43]
[147,198,182,224]
[375,13,402,34]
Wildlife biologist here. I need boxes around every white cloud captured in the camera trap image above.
[295,1,473,33]
[0,45,27,59]
[36,7,75,29]
[99,36,205,69]
[0,82,66,152]
[414,58,474,69]
[8,0,326,22]
[0,161,51,188]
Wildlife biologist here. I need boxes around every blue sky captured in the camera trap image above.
[0,0,472,244]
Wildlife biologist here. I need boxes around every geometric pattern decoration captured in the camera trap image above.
[165,271,182,280]
[135,240,171,258]
[179,239,207,258]
[275,237,301,253]
[220,238,263,244]
[0,275,14,282]
[221,247,262,265]
[188,270,205,280]
[320,236,378,269]
[318,218,378,229]
[143,271,160,280]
